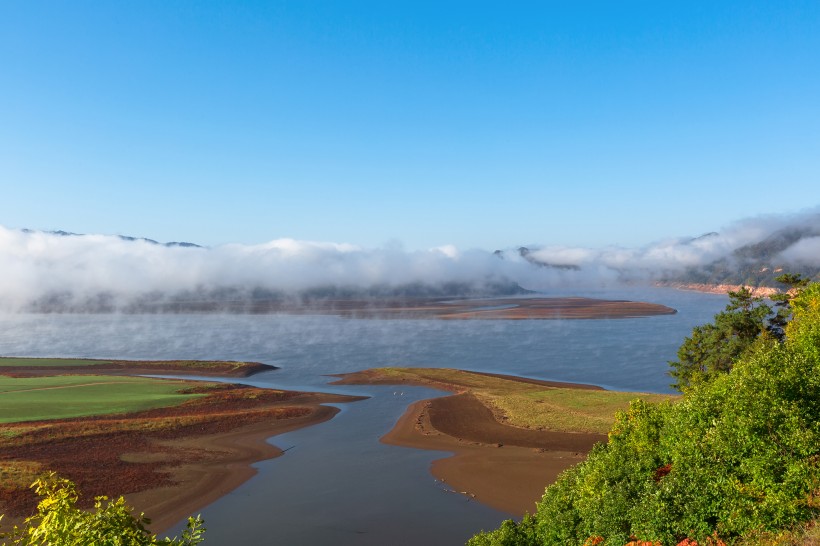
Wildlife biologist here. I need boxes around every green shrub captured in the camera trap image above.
[0,473,204,546]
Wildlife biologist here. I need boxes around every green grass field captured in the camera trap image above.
[0,375,201,423]
[0,357,114,367]
[483,387,674,434]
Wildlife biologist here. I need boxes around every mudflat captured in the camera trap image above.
[0,359,364,534]
[333,368,659,516]
[130,296,676,319]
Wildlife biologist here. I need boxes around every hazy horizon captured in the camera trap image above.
[2,209,819,311]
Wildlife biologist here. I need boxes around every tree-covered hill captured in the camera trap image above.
[663,224,820,288]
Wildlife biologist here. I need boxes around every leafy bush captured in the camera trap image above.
[0,473,204,546]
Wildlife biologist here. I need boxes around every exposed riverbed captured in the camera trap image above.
[0,287,728,545]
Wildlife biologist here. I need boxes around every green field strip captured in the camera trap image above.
[0,375,201,423]
[0,357,114,367]
[484,388,675,434]
[0,375,143,393]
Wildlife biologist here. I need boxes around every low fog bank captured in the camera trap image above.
[2,210,818,312]
[0,229,545,312]
[512,209,820,287]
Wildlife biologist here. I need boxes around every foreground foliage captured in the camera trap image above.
[0,474,204,545]
[470,283,820,545]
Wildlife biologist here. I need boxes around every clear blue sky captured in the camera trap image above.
[1,1,818,251]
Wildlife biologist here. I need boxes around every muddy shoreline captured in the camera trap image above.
[655,281,777,298]
[0,362,364,535]
[334,370,608,516]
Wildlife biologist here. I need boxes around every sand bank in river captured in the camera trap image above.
[333,370,609,516]
[131,296,676,319]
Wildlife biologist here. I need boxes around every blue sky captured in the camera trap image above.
[1,1,818,251]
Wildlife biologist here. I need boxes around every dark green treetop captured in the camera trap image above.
[669,274,808,391]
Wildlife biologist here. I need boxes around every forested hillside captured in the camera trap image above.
[470,282,820,545]
[662,226,820,288]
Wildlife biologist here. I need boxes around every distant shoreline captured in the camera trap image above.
[19,296,677,319]
[655,281,778,298]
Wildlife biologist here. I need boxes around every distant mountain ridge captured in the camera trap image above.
[496,216,820,289]
[511,247,581,271]
[21,229,203,248]
[666,224,820,287]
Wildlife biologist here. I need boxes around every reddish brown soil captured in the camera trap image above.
[0,383,364,532]
[129,296,676,320]
[330,297,676,319]
[435,297,676,320]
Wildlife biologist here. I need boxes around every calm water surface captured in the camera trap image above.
[0,288,727,545]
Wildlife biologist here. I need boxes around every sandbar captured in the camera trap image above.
[126,296,677,320]
[334,370,608,516]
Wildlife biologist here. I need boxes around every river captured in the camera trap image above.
[0,287,727,545]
